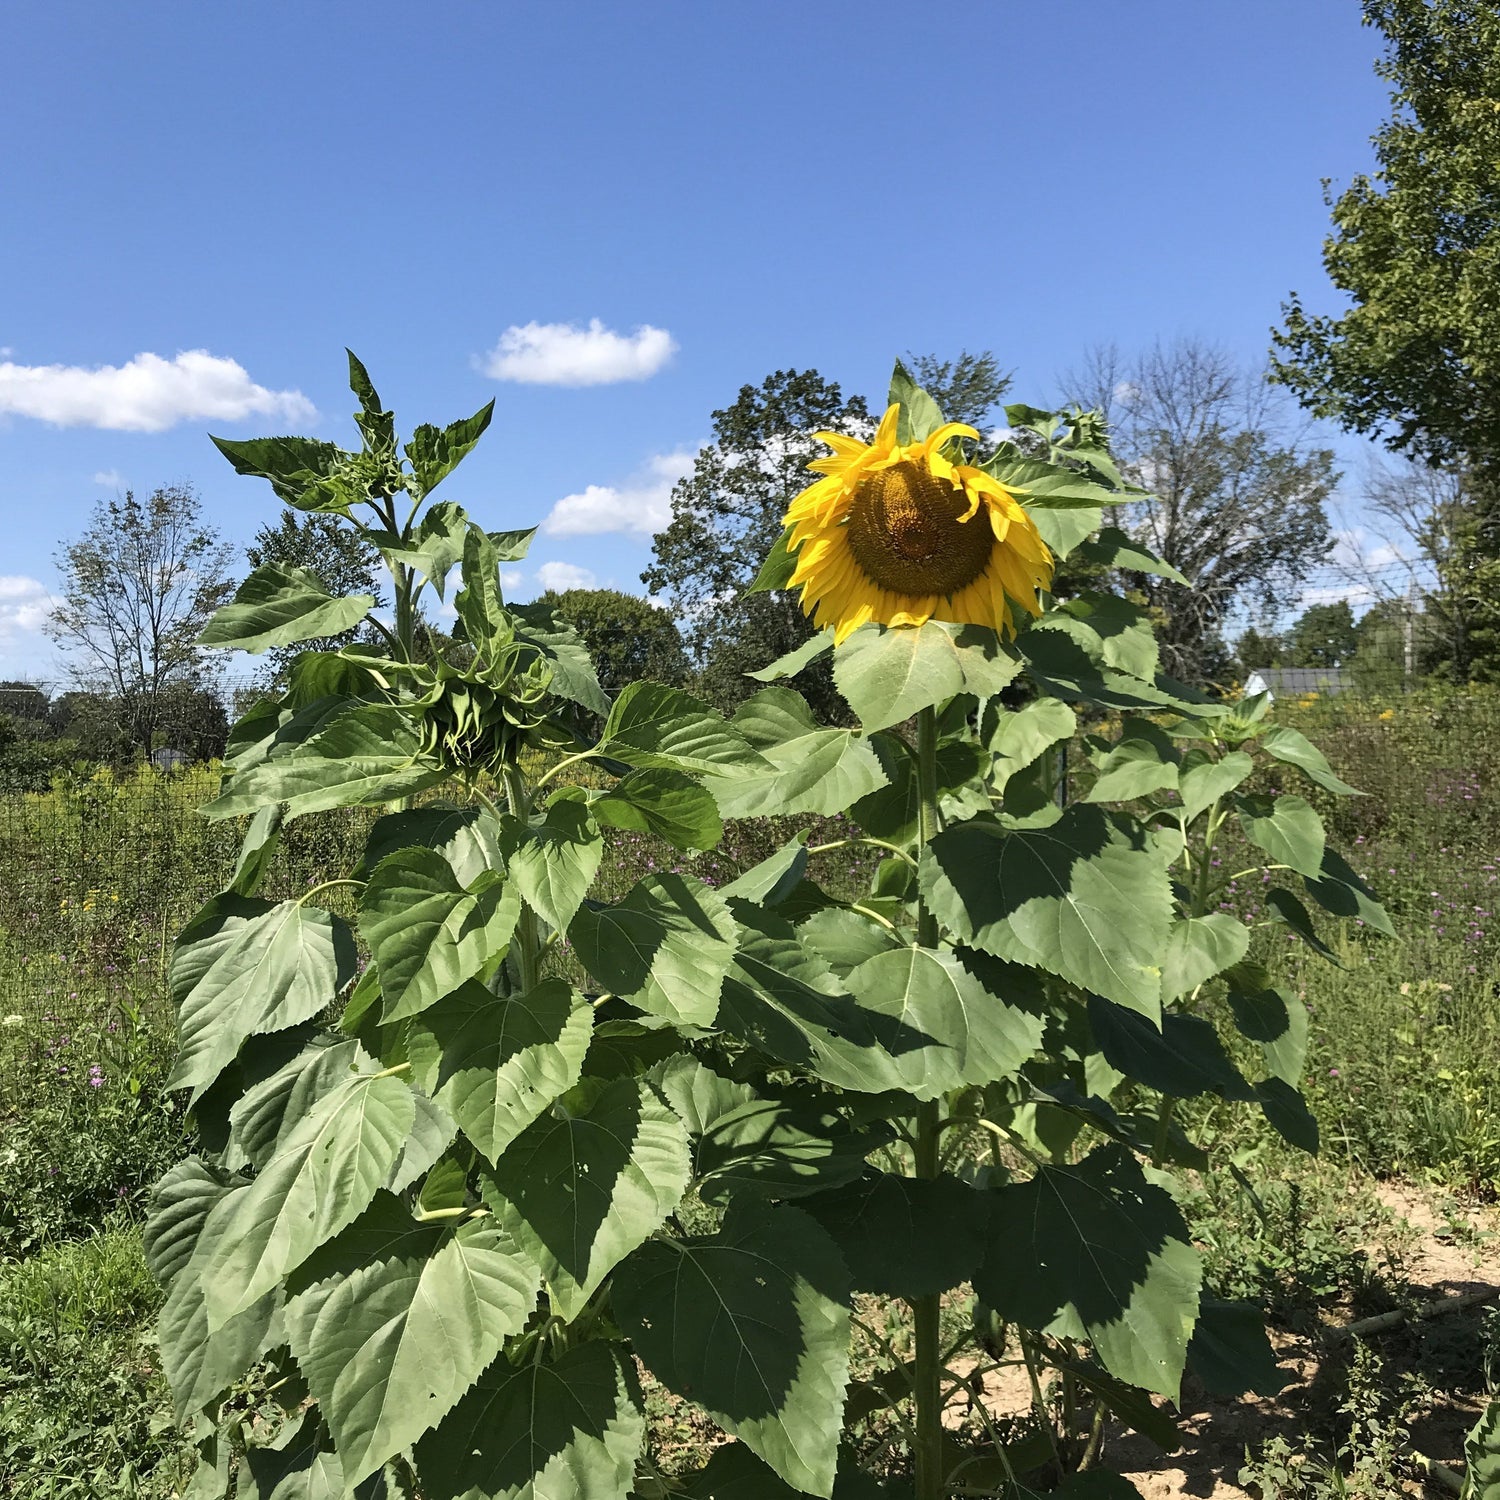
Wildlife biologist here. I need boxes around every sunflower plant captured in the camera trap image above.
[148,355,1386,1500]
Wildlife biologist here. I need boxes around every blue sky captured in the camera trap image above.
[0,1,1393,679]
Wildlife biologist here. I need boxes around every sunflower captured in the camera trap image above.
[783,403,1054,644]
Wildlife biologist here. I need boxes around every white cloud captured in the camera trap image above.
[542,448,696,538]
[0,575,58,642]
[534,561,597,593]
[0,346,12,358]
[501,569,525,591]
[93,469,124,489]
[482,319,677,386]
[0,350,316,433]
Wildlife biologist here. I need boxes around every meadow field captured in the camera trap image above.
[2,684,1498,1499]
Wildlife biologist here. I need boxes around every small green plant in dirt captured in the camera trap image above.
[149,357,1387,1498]
[0,1008,187,1255]
[0,1227,196,1498]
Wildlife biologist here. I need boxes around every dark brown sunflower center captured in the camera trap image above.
[845,460,993,596]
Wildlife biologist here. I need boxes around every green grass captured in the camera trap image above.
[0,1229,194,1499]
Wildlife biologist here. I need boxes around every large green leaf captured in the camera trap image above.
[144,1158,235,1293]
[202,1071,415,1328]
[454,527,513,664]
[358,804,509,887]
[851,734,986,844]
[405,401,495,495]
[597,682,764,773]
[1304,847,1396,937]
[512,602,611,717]
[226,1036,365,1172]
[1226,969,1309,1085]
[1159,914,1251,1001]
[747,526,798,595]
[1236,793,1326,878]
[568,873,738,1028]
[720,837,809,904]
[204,705,447,821]
[796,908,903,975]
[1256,1077,1320,1153]
[1177,750,1254,823]
[590,768,722,850]
[1087,999,1251,1101]
[707,687,888,817]
[889,360,945,444]
[480,1075,690,1319]
[1042,594,1159,681]
[508,797,602,931]
[1260,725,1361,796]
[681,1442,898,1500]
[920,807,1172,1017]
[210,434,348,511]
[833,622,1020,733]
[1075,527,1189,586]
[200,564,374,654]
[975,1146,1202,1399]
[169,897,355,1101]
[237,1407,392,1499]
[157,1186,284,1421]
[1086,734,1179,804]
[980,449,1124,509]
[653,1056,878,1204]
[1184,1299,1285,1398]
[359,849,520,1022]
[1463,1395,1500,1500]
[612,1203,851,1497]
[1266,887,1342,963]
[746,629,835,682]
[365,501,469,599]
[414,1342,643,1500]
[716,903,905,1093]
[842,946,1044,1099]
[801,1171,989,1299]
[989,698,1077,782]
[1030,504,1103,560]
[283,1191,539,1486]
[405,978,592,1163]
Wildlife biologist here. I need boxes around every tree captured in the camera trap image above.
[1271,1,1500,475]
[642,369,871,717]
[246,510,384,677]
[1287,600,1359,668]
[47,486,235,755]
[538,588,687,696]
[904,350,1011,430]
[1064,340,1337,684]
[1235,625,1284,673]
[1269,1,1500,679]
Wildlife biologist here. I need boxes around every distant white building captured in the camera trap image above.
[1243,667,1348,701]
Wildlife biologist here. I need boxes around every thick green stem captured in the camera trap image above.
[912,706,945,1499]
[502,764,541,992]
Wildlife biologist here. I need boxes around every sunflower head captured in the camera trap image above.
[782,402,1054,644]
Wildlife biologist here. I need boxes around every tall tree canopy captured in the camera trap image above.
[642,369,870,716]
[47,485,235,753]
[537,587,687,695]
[1270,0,1500,678]
[1066,340,1337,685]
[904,350,1011,430]
[1287,600,1360,668]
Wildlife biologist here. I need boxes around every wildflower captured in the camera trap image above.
[88,1064,104,1088]
[781,403,1053,642]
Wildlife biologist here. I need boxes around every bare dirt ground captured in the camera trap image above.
[957,1183,1500,1498]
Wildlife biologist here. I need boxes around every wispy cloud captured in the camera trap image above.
[534,560,597,593]
[482,319,677,386]
[93,469,125,489]
[0,575,58,644]
[541,448,696,538]
[0,350,315,432]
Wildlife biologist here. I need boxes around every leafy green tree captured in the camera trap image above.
[537,587,687,695]
[642,369,871,718]
[1235,625,1284,674]
[1287,600,1360,668]
[1270,0,1500,678]
[46,486,235,756]
[905,350,1011,430]
[1066,340,1337,684]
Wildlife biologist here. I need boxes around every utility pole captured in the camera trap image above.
[1403,580,1418,691]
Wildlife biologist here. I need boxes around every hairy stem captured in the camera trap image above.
[912,704,945,1500]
